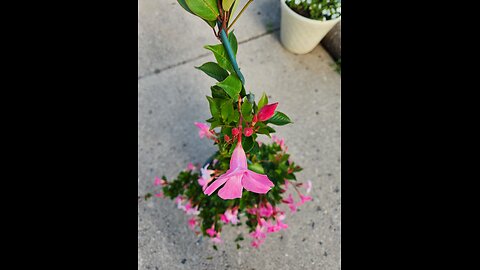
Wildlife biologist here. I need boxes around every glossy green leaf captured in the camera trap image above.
[248,163,265,174]
[177,0,193,14]
[222,0,235,11]
[211,85,229,99]
[206,96,219,117]
[242,135,254,153]
[185,0,219,21]
[241,100,252,117]
[266,111,292,126]
[228,0,239,24]
[258,92,268,110]
[216,74,242,99]
[220,100,234,122]
[196,62,229,82]
[204,44,235,73]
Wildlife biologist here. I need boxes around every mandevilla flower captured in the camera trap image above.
[194,122,215,140]
[282,194,297,213]
[257,102,278,122]
[154,176,167,186]
[297,193,312,207]
[188,217,196,230]
[198,164,215,191]
[306,180,312,194]
[224,207,239,224]
[204,138,274,200]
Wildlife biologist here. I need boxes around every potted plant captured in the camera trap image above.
[141,0,312,249]
[280,0,341,54]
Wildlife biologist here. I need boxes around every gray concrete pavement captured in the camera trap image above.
[138,1,340,269]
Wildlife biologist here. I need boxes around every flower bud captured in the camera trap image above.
[244,127,253,137]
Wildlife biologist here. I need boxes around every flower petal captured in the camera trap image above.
[204,172,231,196]
[230,142,247,169]
[218,173,244,199]
[242,170,274,194]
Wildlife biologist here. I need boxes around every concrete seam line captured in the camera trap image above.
[138,28,280,81]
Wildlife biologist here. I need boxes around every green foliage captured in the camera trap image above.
[216,74,242,100]
[185,0,219,21]
[160,142,303,241]
[196,62,229,82]
[205,44,235,74]
[266,111,292,126]
[285,0,341,21]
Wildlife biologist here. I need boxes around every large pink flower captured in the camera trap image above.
[204,142,274,200]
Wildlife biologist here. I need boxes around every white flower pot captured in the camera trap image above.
[280,0,341,54]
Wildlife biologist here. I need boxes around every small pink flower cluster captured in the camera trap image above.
[246,179,313,248]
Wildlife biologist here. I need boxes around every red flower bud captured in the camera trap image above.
[252,114,258,124]
[257,102,278,122]
[224,134,231,141]
[244,127,253,137]
[232,128,240,136]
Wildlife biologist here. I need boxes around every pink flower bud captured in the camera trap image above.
[257,102,278,122]
[244,127,253,137]
[232,127,240,136]
[224,134,231,141]
[252,114,258,124]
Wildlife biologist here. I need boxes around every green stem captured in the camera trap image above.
[227,0,253,32]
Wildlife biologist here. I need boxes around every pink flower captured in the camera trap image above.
[175,196,185,210]
[276,219,288,230]
[186,162,196,171]
[154,192,164,198]
[282,194,297,213]
[220,214,229,223]
[257,102,278,122]
[194,122,215,140]
[224,208,239,224]
[272,135,287,151]
[184,202,200,215]
[153,176,166,186]
[204,140,274,200]
[251,239,264,248]
[296,193,312,207]
[250,224,267,240]
[259,202,274,218]
[246,207,258,215]
[211,235,222,244]
[284,179,290,189]
[188,217,196,230]
[306,180,312,194]
[206,225,217,237]
[232,127,240,137]
[198,164,215,190]
[244,127,253,137]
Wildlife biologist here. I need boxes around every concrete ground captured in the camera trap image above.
[138,1,340,269]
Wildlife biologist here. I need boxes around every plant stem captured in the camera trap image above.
[227,0,253,32]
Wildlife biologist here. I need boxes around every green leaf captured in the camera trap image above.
[196,62,229,82]
[266,111,292,126]
[228,31,238,56]
[206,96,219,117]
[241,100,252,118]
[232,110,240,122]
[228,0,239,24]
[220,100,234,122]
[177,0,193,14]
[205,20,216,28]
[242,136,254,153]
[211,85,229,99]
[256,127,271,137]
[248,163,265,174]
[216,74,242,99]
[223,0,235,11]
[204,44,235,73]
[185,0,219,21]
[258,92,268,110]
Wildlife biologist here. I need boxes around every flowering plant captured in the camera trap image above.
[286,0,341,21]
[142,0,312,249]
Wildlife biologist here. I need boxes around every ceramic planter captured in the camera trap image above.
[280,0,341,54]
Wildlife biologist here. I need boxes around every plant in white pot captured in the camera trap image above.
[280,0,341,54]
